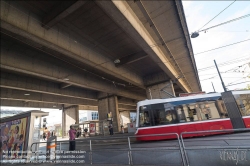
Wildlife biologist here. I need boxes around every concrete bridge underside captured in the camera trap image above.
[0,0,201,133]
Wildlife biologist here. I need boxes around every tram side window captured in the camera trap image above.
[183,105,199,122]
[152,108,178,125]
[176,107,186,123]
[196,101,222,120]
[215,100,229,118]
[182,100,223,121]
[234,94,250,116]
[165,110,178,124]
[153,109,166,125]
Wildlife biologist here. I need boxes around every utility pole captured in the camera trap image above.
[214,60,227,92]
[211,82,216,92]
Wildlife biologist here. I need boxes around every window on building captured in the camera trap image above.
[91,112,99,120]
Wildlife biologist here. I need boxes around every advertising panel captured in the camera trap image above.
[1,117,28,159]
[127,122,136,133]
[89,123,95,134]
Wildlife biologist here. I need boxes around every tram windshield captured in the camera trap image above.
[139,96,229,127]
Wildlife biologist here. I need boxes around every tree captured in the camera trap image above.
[245,84,250,90]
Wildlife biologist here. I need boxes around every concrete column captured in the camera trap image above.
[146,80,175,99]
[62,105,66,138]
[144,72,175,99]
[98,94,120,132]
[62,105,79,137]
[114,96,121,132]
[75,105,79,124]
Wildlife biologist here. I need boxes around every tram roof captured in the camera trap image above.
[137,90,250,106]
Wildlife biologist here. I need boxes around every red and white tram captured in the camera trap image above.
[135,90,250,141]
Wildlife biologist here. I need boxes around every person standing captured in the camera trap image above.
[78,127,82,138]
[76,127,81,138]
[47,130,51,139]
[69,126,76,151]
[84,128,88,137]
[109,124,113,136]
[121,125,124,134]
[42,133,46,141]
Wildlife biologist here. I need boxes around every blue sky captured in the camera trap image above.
[182,1,250,93]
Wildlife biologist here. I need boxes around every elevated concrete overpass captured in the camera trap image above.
[0,0,201,133]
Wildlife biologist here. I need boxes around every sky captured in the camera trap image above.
[182,1,250,93]
[0,107,95,125]
[0,107,62,125]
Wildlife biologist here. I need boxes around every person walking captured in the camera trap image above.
[69,126,76,151]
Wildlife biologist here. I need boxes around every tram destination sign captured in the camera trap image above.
[179,91,206,97]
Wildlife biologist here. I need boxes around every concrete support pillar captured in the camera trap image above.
[144,72,175,99]
[75,105,79,124]
[62,105,79,137]
[98,93,120,132]
[146,80,175,99]
[62,105,66,138]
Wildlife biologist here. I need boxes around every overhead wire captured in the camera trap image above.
[177,61,250,77]
[198,0,236,31]
[199,72,247,76]
[208,30,249,32]
[199,14,250,33]
[199,63,249,81]
[198,56,250,72]
[194,39,250,55]
[226,81,250,87]
[227,78,246,85]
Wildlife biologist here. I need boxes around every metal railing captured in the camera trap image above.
[27,129,250,165]
[128,133,185,166]
[29,133,183,165]
[30,138,90,162]
[180,128,250,166]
